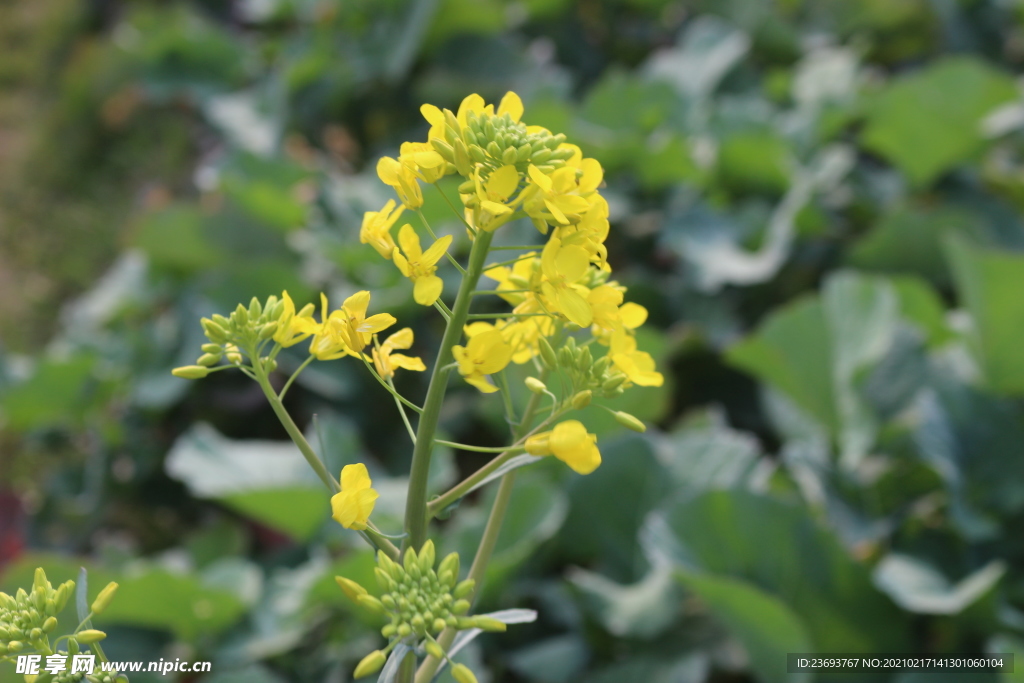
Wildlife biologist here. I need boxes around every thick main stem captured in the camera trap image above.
[414,385,546,683]
[404,230,494,551]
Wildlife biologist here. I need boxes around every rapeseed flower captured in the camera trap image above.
[392,225,452,306]
[526,420,601,474]
[360,200,405,259]
[331,463,378,530]
[372,328,426,379]
[452,328,513,393]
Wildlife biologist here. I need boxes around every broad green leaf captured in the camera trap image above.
[568,565,679,638]
[165,423,329,540]
[657,491,909,652]
[507,634,589,683]
[873,555,1005,615]
[861,57,1017,186]
[717,131,790,195]
[658,410,762,491]
[677,571,812,683]
[945,236,1024,394]
[0,354,96,430]
[133,205,224,271]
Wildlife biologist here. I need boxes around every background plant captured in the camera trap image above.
[5,1,1024,682]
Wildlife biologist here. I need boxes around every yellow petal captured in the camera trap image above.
[342,291,371,319]
[358,313,397,333]
[385,327,415,350]
[555,245,590,282]
[528,164,553,192]
[414,275,444,306]
[465,374,499,393]
[420,103,445,127]
[486,165,520,200]
[497,91,524,122]
[340,463,372,491]
[557,288,593,327]
[390,353,427,372]
[481,200,513,216]
[578,158,604,194]
[619,302,648,329]
[421,234,453,266]
[377,157,401,184]
[392,248,411,276]
[398,224,423,260]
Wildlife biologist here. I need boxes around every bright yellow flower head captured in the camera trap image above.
[331,463,378,530]
[484,253,539,307]
[372,328,427,379]
[609,327,663,387]
[399,141,447,183]
[360,200,405,260]
[452,328,513,393]
[302,292,397,360]
[523,163,598,228]
[473,164,520,230]
[526,420,601,474]
[377,157,424,209]
[392,225,452,306]
[540,237,593,327]
[273,290,316,347]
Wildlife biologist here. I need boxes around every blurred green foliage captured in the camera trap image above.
[5,0,1024,682]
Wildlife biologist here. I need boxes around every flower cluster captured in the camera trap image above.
[336,542,497,681]
[1,569,124,683]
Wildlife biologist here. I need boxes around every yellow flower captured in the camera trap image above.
[273,290,316,347]
[484,253,539,307]
[452,328,513,393]
[588,285,648,338]
[399,141,447,183]
[497,91,524,122]
[540,237,593,327]
[526,420,602,474]
[377,156,424,208]
[523,163,597,227]
[392,224,453,306]
[609,328,663,387]
[360,200,405,259]
[331,463,378,530]
[301,292,397,360]
[473,164,520,229]
[372,328,427,379]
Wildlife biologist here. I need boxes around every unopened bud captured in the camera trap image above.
[197,353,221,367]
[453,579,475,600]
[356,595,384,614]
[437,553,460,584]
[425,640,445,660]
[335,576,367,603]
[248,297,263,320]
[201,343,222,354]
[614,411,646,433]
[353,650,386,679]
[172,365,210,379]
[525,377,547,394]
[472,616,507,632]
[76,630,107,644]
[451,664,479,683]
[538,336,558,369]
[571,390,592,409]
[259,321,279,340]
[452,599,471,615]
[418,540,436,573]
[41,617,57,633]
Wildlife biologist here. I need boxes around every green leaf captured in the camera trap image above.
[659,410,762,491]
[676,571,812,683]
[568,565,679,638]
[861,57,1017,186]
[945,236,1024,394]
[165,423,329,540]
[656,491,909,652]
[133,205,224,271]
[0,354,97,430]
[717,131,791,195]
[873,555,1005,615]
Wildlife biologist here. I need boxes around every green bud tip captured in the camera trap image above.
[335,576,367,603]
[353,650,386,679]
[76,629,107,644]
[571,390,592,409]
[614,411,646,433]
[452,664,479,683]
[525,377,547,394]
[472,616,507,632]
[418,540,436,572]
[172,365,209,380]
[425,640,445,660]
[453,578,475,600]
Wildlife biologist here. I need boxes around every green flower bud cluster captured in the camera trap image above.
[174,294,285,378]
[0,569,72,656]
[433,109,575,181]
[338,543,505,680]
[537,336,628,399]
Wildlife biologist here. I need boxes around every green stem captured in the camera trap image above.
[404,230,495,550]
[434,440,516,453]
[253,360,340,494]
[278,354,314,401]
[414,381,547,683]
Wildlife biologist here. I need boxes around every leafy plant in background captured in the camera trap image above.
[170,91,659,682]
[6,1,1024,682]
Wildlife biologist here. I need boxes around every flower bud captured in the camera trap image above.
[67,638,79,656]
[41,617,57,633]
[201,318,229,343]
[8,641,22,652]
[452,599,471,615]
[374,568,394,592]
[234,303,249,326]
[248,297,263,320]
[197,353,221,367]
[437,553,460,584]
[381,624,397,638]
[356,595,384,614]
[472,616,507,632]
[418,540,436,573]
[451,664,479,683]
[433,618,447,633]
[425,640,445,660]
[524,377,547,394]
[353,650,386,679]
[76,629,107,644]
[538,336,558,369]
[431,139,455,163]
[258,321,279,340]
[201,343,222,354]
[614,411,646,433]
[172,365,210,380]
[34,568,48,591]
[335,576,367,603]
[571,390,592,409]
[453,579,475,600]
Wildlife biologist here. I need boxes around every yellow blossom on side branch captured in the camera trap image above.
[331,463,378,530]
[452,328,513,394]
[372,328,427,379]
[526,420,602,475]
[392,224,453,306]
